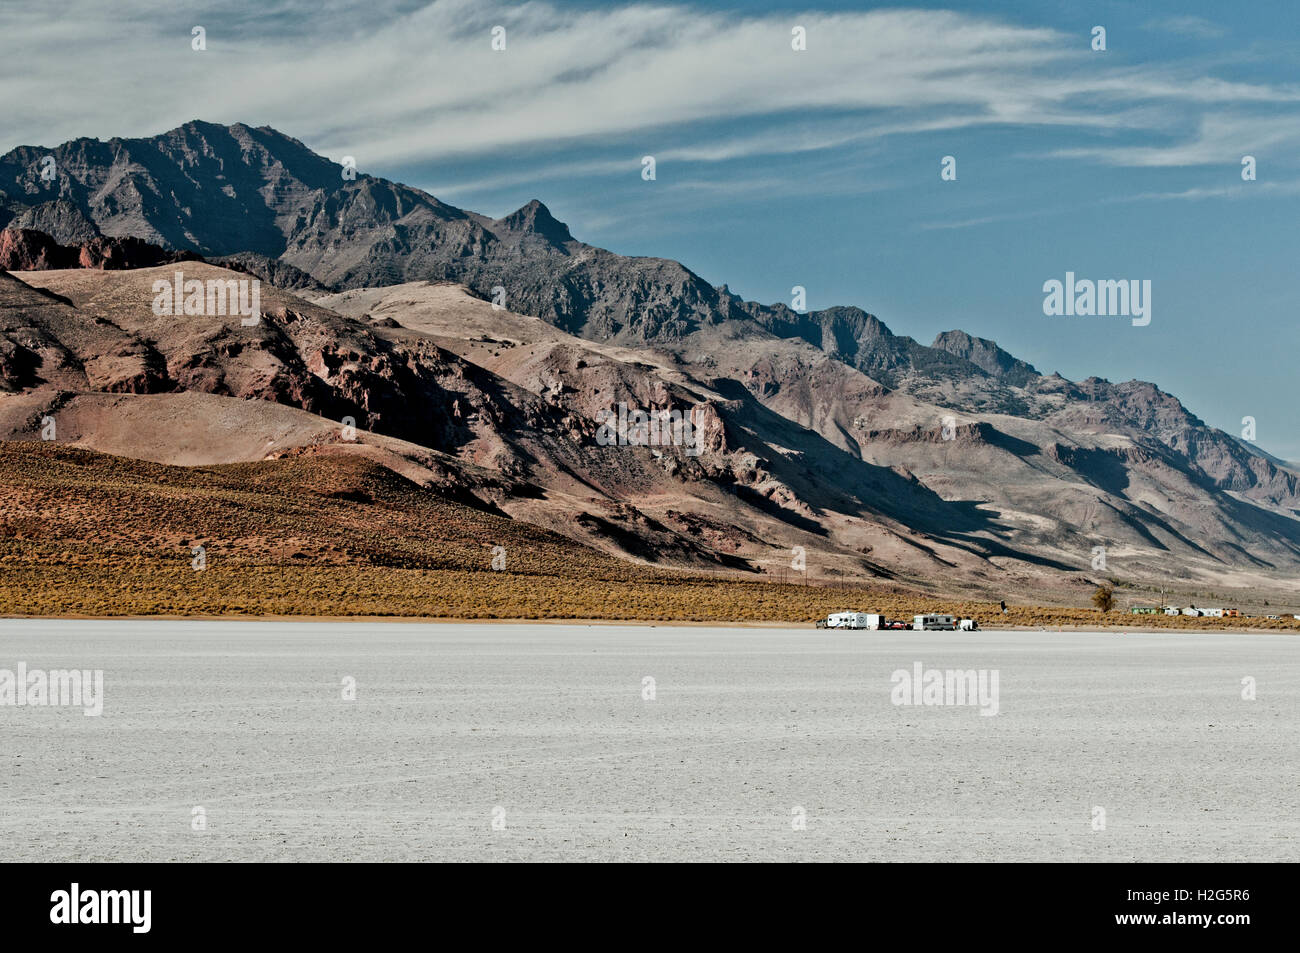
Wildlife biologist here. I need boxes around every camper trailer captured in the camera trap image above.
[821,612,885,630]
[958,618,979,631]
[913,614,957,631]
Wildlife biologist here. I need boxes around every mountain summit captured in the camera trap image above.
[931,330,1039,386]
[494,199,574,247]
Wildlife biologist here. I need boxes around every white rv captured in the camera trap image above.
[913,614,957,631]
[822,612,885,630]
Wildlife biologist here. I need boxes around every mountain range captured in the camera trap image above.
[3,120,1298,607]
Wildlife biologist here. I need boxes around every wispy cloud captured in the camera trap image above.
[2,0,1297,172]
[1144,15,1226,40]
[913,205,1064,231]
[1047,113,1300,167]
[1114,180,1300,202]
[428,158,636,199]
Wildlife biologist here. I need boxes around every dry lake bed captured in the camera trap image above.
[1,620,1296,862]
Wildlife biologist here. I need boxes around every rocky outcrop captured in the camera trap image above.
[932,329,1040,386]
[0,227,199,271]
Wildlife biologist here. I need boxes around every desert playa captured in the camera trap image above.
[1,619,1295,862]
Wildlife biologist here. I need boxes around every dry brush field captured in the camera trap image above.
[2,442,1298,630]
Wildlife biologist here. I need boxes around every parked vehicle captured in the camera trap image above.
[820,612,971,632]
[913,613,956,631]
[821,612,885,630]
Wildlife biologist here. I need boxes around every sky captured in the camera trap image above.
[1,0,1298,457]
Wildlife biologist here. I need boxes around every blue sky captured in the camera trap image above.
[2,0,1298,457]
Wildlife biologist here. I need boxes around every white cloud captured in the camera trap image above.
[914,206,1064,231]
[0,0,1296,179]
[1117,180,1300,202]
[1048,114,1300,167]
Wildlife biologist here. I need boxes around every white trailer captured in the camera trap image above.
[958,618,979,631]
[823,612,885,630]
[913,614,957,631]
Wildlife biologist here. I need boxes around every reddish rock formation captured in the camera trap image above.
[0,227,199,271]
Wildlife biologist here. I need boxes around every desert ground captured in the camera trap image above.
[1,620,1295,862]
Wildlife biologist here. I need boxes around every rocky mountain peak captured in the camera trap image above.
[493,199,573,245]
[932,329,1040,386]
